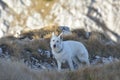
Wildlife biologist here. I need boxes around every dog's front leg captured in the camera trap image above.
[57,61,61,71]
[68,59,74,71]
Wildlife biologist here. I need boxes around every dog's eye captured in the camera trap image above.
[57,40,59,42]
[53,40,55,41]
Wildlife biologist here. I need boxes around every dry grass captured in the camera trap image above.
[0,59,65,80]
[0,59,120,80]
[0,59,37,80]
[0,26,120,80]
[85,31,120,59]
[0,27,120,60]
[86,38,120,59]
[0,25,61,62]
[67,61,120,80]
[0,36,50,59]
[21,24,60,39]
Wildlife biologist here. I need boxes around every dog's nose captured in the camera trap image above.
[53,44,56,48]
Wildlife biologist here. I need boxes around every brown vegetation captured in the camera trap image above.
[0,26,120,80]
[0,26,120,60]
[0,59,120,80]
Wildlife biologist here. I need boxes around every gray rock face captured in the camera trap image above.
[50,0,120,42]
[0,0,16,37]
[2,0,31,14]
[0,0,120,42]
[26,12,44,29]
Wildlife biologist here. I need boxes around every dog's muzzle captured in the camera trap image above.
[53,44,56,48]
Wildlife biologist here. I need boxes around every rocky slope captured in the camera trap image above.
[0,0,120,74]
[0,0,120,42]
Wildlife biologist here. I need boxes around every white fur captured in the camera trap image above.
[50,32,89,71]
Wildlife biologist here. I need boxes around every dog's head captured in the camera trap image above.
[50,32,63,50]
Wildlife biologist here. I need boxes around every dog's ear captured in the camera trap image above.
[52,32,55,37]
[58,32,63,39]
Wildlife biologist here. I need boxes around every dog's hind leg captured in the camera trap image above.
[79,57,90,66]
[77,53,90,66]
[68,59,74,70]
[85,59,90,65]
[73,56,82,69]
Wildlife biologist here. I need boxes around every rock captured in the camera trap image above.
[0,20,9,38]
[8,26,23,38]
[85,32,89,39]
[0,21,9,32]
[2,0,31,14]
[44,51,51,58]
[38,49,44,55]
[102,57,112,64]
[91,56,102,65]
[91,56,119,65]
[0,48,3,54]
[20,0,31,6]
[59,26,70,32]
[0,0,120,42]
[50,0,120,42]
[0,29,4,38]
[95,56,101,59]
[26,12,44,29]
[103,56,119,64]
[59,26,72,36]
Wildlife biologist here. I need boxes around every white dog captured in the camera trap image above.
[50,32,89,71]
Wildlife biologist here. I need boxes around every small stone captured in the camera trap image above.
[95,56,100,59]
[0,48,3,54]
[45,51,51,58]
